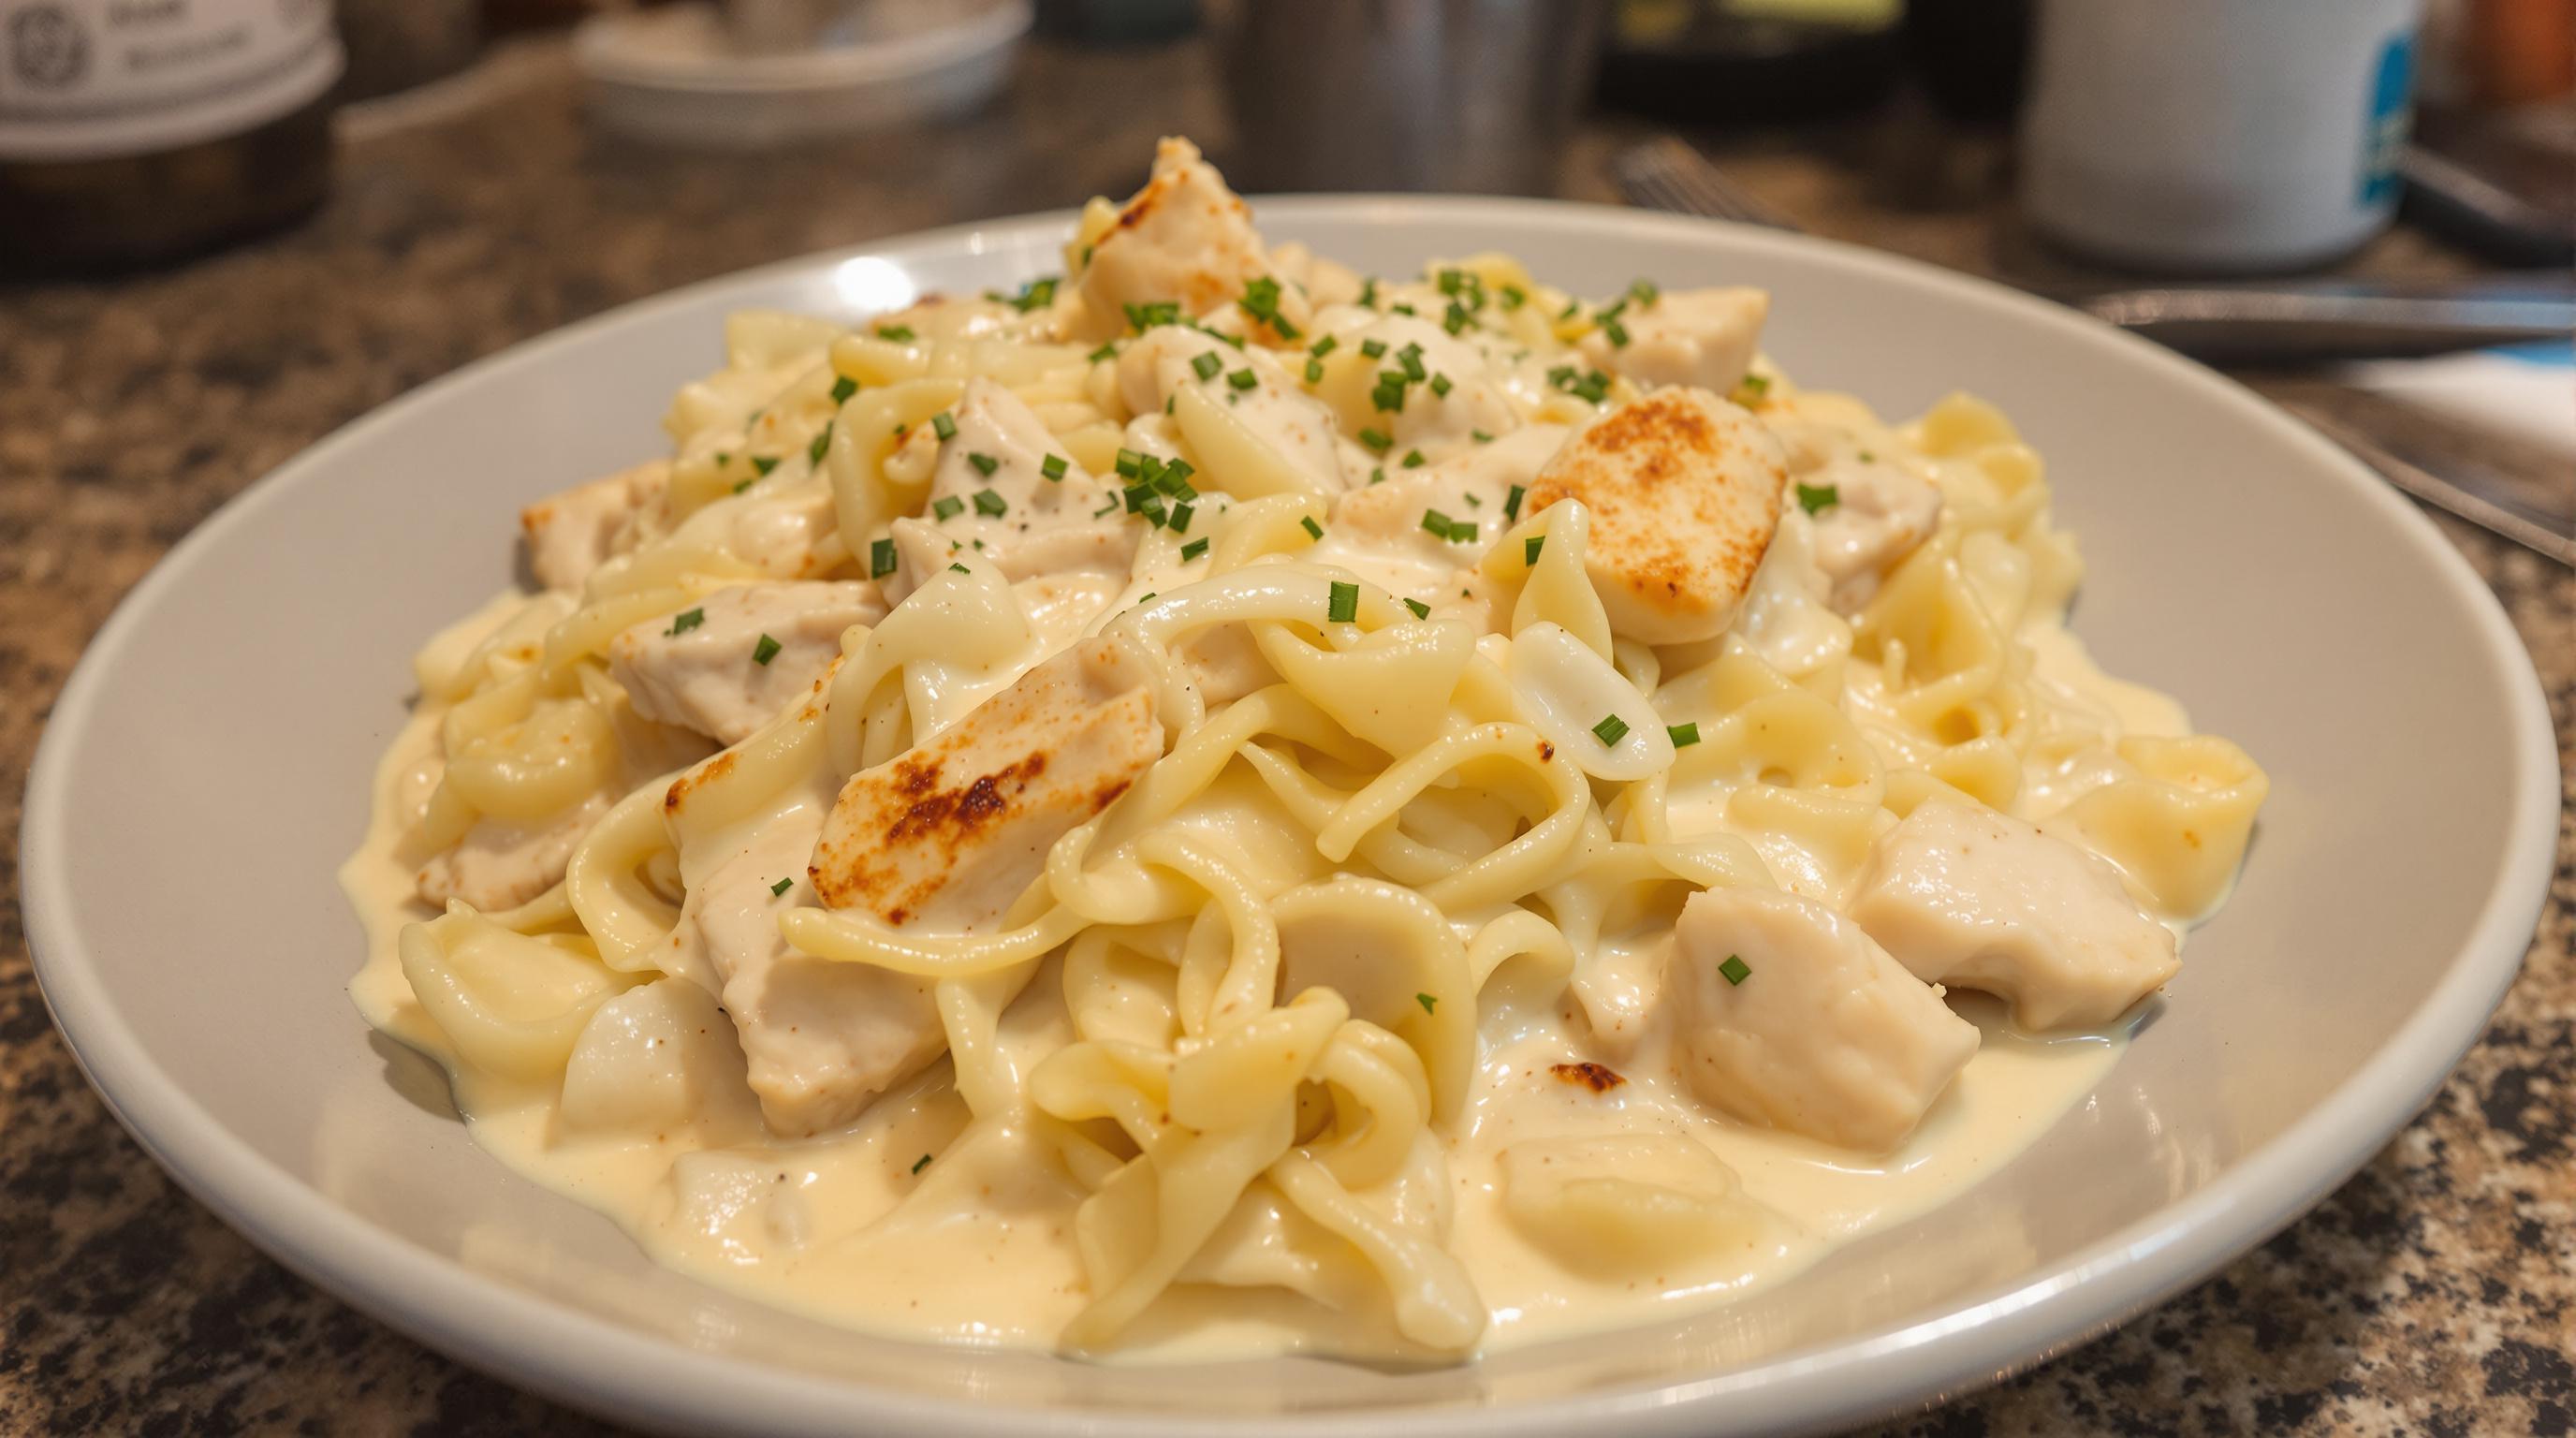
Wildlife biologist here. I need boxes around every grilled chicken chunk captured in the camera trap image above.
[1079,137,1304,337]
[608,582,884,745]
[1670,885,1979,1152]
[1851,796,2180,1031]
[811,638,1164,930]
[1578,286,1768,396]
[520,461,668,593]
[1524,389,1788,644]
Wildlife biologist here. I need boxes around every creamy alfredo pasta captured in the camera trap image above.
[345,139,2269,1360]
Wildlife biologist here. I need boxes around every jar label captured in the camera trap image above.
[0,0,343,162]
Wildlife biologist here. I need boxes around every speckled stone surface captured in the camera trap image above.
[2,36,2569,1438]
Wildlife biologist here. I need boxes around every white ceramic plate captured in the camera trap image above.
[25,200,2556,1438]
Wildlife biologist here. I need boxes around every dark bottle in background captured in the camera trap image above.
[0,0,343,276]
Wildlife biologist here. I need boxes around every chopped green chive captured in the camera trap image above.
[1403,597,1431,619]
[1115,448,1143,478]
[1092,498,1120,518]
[752,634,782,666]
[752,456,780,477]
[930,412,958,441]
[973,490,1008,518]
[770,875,794,896]
[1415,992,1437,1014]
[871,537,897,578]
[733,478,753,493]
[1040,453,1068,481]
[1442,301,1471,335]
[1123,482,1158,514]
[1360,338,1387,360]
[1795,482,1839,516]
[1471,429,1493,444]
[1401,449,1426,468]
[1237,275,1299,339]
[1181,536,1210,562]
[1603,318,1630,347]
[876,324,915,342]
[1326,580,1358,624]
[808,428,832,465]
[1500,284,1527,310]
[1591,713,1631,745]
[1309,335,1339,359]
[931,495,964,521]
[1630,278,1660,307]
[912,1153,933,1174]
[1422,508,1454,536]
[1738,373,1772,399]
[1719,954,1752,986]
[1398,344,1427,382]
[829,375,857,404]
[1227,368,1258,390]
[1858,450,1876,462]
[1390,302,1417,316]
[1504,484,1526,521]
[1300,515,1324,540]
[949,562,973,575]
[1306,358,1325,383]
[1122,301,1182,331]
[1524,536,1544,565]
[1192,351,1223,381]
[1668,722,1701,747]
[1369,466,1385,485]
[1371,374,1408,412]
[1449,519,1476,543]
[1169,501,1194,533]
[1359,428,1392,452]
[1359,277,1379,308]
[967,452,999,477]
[1428,374,1454,398]
[1547,366,1611,404]
[1087,341,1119,364]
[667,608,705,637]
[1462,492,1482,506]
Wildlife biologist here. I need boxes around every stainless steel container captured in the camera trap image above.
[1212,0,1606,196]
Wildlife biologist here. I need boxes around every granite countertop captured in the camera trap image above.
[2,35,2569,1437]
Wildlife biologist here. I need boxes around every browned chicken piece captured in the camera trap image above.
[519,460,668,593]
[1524,389,1789,644]
[810,638,1164,930]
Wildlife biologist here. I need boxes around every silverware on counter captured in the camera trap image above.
[2275,399,2576,568]
[2065,283,2576,366]
[1614,136,2576,566]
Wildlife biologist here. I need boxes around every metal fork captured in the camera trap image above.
[1613,134,2576,567]
[1612,136,1801,230]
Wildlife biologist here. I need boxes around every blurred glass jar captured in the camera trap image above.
[2019,0,2424,273]
[0,0,343,275]
[1211,0,1607,196]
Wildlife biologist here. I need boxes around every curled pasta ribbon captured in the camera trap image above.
[1145,829,1282,1038]
[778,902,1090,979]
[1317,721,1588,913]
[1267,1149,1486,1354]
[1033,989,1349,1349]
[563,779,684,975]
[398,902,634,1084]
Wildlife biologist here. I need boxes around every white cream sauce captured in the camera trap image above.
[345,593,2152,1360]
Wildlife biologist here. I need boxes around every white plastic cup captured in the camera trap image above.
[2018,0,2425,272]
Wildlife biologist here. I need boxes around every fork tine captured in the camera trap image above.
[1615,137,1799,231]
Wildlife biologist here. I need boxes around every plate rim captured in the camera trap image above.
[22,194,2559,1438]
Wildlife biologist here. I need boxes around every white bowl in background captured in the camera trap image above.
[24,199,2557,1438]
[574,0,1032,150]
